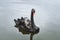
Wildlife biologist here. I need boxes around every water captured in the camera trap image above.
[0,0,60,40]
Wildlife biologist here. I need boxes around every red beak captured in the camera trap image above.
[33,13,35,16]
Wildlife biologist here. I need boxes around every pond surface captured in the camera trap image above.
[0,0,60,40]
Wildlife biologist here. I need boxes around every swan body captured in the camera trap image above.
[14,17,39,34]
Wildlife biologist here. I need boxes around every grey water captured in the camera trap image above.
[0,0,60,40]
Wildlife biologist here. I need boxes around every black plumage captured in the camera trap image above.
[14,8,40,40]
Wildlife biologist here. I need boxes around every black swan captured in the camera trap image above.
[14,8,40,40]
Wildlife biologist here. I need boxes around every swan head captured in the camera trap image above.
[31,8,35,16]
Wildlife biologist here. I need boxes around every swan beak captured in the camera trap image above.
[33,13,35,16]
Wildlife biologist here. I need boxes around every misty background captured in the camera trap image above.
[0,0,60,40]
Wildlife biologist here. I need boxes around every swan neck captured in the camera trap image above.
[31,12,35,25]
